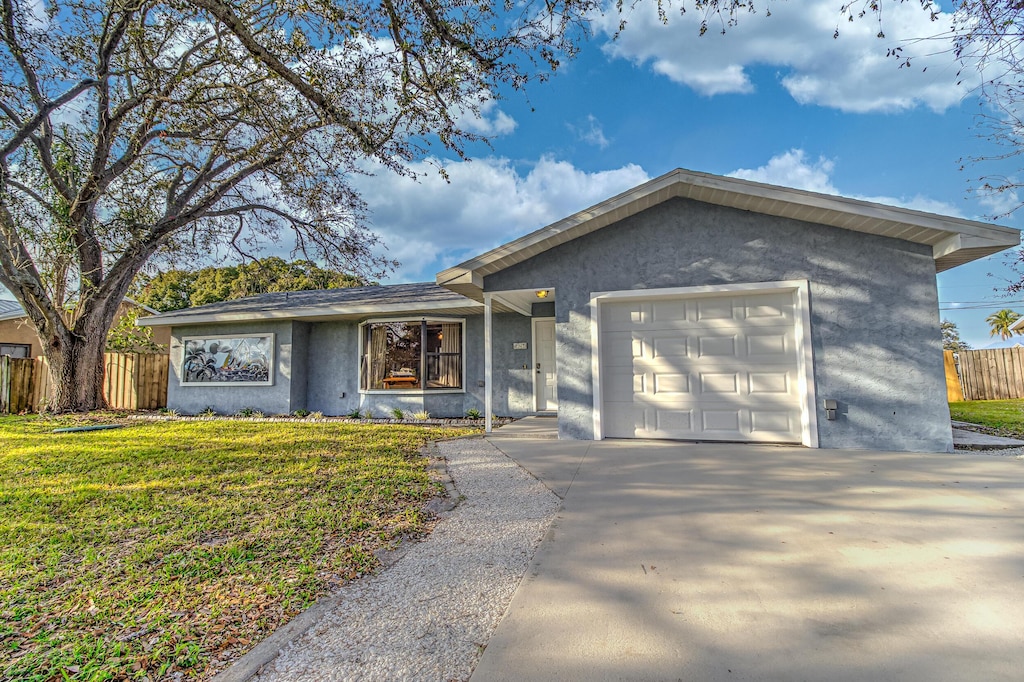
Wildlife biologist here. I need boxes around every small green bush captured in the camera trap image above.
[412,410,430,420]
[465,408,482,419]
[292,409,311,418]
[235,407,264,418]
[391,407,405,419]
[346,408,362,419]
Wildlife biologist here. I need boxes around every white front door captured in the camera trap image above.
[533,318,557,412]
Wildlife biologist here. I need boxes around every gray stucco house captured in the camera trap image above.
[140,169,1020,452]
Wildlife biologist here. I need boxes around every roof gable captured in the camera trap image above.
[436,168,1021,300]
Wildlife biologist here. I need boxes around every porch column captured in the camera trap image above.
[484,293,493,434]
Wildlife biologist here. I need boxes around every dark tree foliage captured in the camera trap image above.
[941,318,971,351]
[133,257,367,312]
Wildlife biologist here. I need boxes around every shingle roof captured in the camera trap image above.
[138,282,482,327]
[0,299,24,321]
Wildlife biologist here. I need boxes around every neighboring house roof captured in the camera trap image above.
[138,282,483,327]
[980,336,1024,349]
[0,299,23,322]
[437,168,1022,300]
[0,296,158,322]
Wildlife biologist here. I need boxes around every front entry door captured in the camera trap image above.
[533,318,557,412]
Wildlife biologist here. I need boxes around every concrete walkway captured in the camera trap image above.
[475,438,1024,681]
[951,421,1024,450]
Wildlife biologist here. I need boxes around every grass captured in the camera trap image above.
[0,415,476,681]
[949,399,1024,436]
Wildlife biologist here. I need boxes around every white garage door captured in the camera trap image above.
[600,290,804,443]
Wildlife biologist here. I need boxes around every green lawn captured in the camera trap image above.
[0,415,476,681]
[950,399,1024,437]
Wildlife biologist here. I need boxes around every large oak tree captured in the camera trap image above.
[0,0,601,411]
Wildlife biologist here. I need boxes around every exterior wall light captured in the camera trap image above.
[535,289,549,299]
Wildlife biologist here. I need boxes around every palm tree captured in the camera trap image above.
[986,309,1022,340]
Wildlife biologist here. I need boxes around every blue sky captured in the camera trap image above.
[4,1,1022,349]
[346,1,1024,350]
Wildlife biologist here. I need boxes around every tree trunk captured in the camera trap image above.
[44,322,109,413]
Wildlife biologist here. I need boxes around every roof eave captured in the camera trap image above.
[138,298,484,327]
[436,168,1021,298]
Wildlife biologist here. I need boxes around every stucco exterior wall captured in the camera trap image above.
[305,321,361,416]
[483,197,952,453]
[0,318,42,357]
[0,301,170,358]
[250,313,536,419]
[167,320,297,415]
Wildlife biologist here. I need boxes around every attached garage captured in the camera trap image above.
[438,168,1022,452]
[595,282,817,446]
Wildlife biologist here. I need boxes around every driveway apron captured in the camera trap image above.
[473,439,1024,681]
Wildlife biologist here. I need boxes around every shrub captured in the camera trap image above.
[412,410,430,420]
[292,409,311,418]
[391,407,404,419]
[198,407,217,418]
[465,408,482,419]
[235,407,263,418]
[346,408,362,419]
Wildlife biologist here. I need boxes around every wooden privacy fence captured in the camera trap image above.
[0,352,168,413]
[947,347,1024,401]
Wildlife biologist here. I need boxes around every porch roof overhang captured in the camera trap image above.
[436,168,1021,300]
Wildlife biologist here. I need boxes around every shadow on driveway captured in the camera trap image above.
[475,440,1024,681]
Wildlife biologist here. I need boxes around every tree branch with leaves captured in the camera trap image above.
[0,0,603,411]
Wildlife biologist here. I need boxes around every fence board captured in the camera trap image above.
[953,347,1024,401]
[0,352,167,413]
[944,351,964,402]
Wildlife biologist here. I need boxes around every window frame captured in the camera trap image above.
[358,317,466,394]
[179,333,276,387]
[0,343,31,358]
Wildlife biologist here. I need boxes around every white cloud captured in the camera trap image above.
[976,185,1022,218]
[728,148,965,217]
[353,157,650,281]
[596,0,976,113]
[457,99,518,136]
[730,150,838,194]
[568,114,610,149]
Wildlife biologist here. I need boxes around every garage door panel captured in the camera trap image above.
[602,302,652,330]
[651,335,690,359]
[751,410,796,434]
[604,366,644,398]
[697,336,737,358]
[696,298,735,320]
[700,372,740,395]
[747,333,790,357]
[655,410,694,434]
[742,293,793,319]
[749,372,791,395]
[650,300,690,323]
[653,372,691,395]
[600,290,804,443]
[602,331,645,365]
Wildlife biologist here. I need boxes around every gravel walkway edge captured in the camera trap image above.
[215,436,560,682]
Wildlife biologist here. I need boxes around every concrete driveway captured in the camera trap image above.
[471,439,1024,681]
